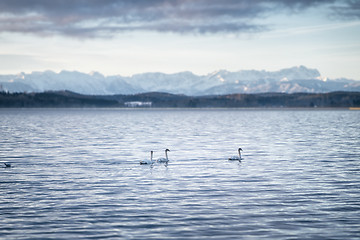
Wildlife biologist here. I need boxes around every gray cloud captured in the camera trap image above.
[0,0,355,38]
[332,0,360,19]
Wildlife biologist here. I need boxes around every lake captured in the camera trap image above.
[1,108,359,239]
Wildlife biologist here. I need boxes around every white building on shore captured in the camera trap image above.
[124,101,152,108]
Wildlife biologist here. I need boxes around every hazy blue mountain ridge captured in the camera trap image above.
[1,66,359,95]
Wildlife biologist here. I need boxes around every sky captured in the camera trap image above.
[0,0,359,79]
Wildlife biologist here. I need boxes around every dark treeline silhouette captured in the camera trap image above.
[1,90,360,108]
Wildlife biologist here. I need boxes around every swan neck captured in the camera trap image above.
[165,150,168,160]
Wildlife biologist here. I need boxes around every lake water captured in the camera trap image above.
[1,108,360,239]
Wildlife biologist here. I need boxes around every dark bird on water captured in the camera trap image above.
[3,162,11,168]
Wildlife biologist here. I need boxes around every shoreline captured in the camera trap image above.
[0,107,357,111]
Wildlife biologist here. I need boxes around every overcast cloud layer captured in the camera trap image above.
[0,0,358,38]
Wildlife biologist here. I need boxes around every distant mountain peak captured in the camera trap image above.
[89,71,105,78]
[277,66,321,80]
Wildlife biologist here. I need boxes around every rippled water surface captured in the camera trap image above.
[1,109,360,239]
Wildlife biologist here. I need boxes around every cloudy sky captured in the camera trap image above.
[0,0,359,79]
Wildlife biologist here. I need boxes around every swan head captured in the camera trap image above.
[165,149,170,152]
[238,148,243,152]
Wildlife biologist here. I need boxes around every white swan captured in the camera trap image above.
[140,151,155,165]
[157,149,170,163]
[228,148,243,161]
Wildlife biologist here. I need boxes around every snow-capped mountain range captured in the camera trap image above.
[1,66,359,95]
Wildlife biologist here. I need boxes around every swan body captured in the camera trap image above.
[228,148,243,161]
[140,151,155,165]
[157,149,170,163]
